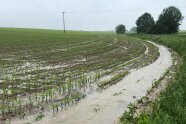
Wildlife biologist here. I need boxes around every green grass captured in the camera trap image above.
[120,33,186,124]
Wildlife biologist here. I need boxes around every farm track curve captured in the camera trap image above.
[12,40,172,124]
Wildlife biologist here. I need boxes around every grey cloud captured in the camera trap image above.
[0,0,185,31]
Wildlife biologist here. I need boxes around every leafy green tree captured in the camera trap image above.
[136,13,155,33]
[115,24,126,34]
[155,6,183,34]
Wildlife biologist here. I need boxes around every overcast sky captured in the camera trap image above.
[0,0,185,31]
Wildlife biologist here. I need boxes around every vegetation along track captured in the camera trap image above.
[120,34,186,124]
[0,28,159,124]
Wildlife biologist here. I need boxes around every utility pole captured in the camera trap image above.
[61,12,66,33]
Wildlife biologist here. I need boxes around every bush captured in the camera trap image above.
[136,6,184,34]
[136,13,155,33]
[155,6,184,34]
[115,24,126,34]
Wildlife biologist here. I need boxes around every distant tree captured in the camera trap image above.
[154,6,184,34]
[130,27,137,33]
[136,13,155,33]
[115,24,126,34]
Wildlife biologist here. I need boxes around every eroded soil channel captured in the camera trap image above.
[10,40,173,124]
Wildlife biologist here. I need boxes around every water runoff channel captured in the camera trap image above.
[12,40,172,124]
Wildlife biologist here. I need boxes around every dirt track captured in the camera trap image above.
[12,41,172,124]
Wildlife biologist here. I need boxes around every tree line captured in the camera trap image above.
[116,6,184,34]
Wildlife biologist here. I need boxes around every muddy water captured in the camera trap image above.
[12,41,172,124]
